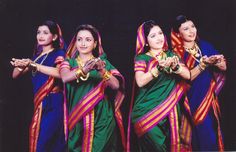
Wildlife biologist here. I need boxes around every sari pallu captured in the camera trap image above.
[131,52,191,152]
[29,50,66,152]
[172,32,225,151]
[65,55,126,152]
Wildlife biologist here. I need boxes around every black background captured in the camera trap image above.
[0,0,235,151]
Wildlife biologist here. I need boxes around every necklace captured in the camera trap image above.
[148,50,166,60]
[32,48,54,76]
[184,43,202,63]
[76,55,95,68]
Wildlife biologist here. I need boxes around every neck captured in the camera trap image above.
[42,45,54,54]
[78,53,94,62]
[149,49,163,56]
[183,41,195,49]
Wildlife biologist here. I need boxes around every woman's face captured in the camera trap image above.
[147,26,165,51]
[37,25,55,47]
[178,20,197,43]
[76,30,97,55]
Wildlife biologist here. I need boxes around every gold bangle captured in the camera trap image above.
[30,62,38,76]
[198,64,205,71]
[30,62,37,70]
[103,70,112,81]
[17,67,23,72]
[150,68,159,78]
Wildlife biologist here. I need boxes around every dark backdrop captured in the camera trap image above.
[0,0,235,151]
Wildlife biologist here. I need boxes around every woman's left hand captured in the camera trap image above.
[170,56,180,70]
[95,58,106,71]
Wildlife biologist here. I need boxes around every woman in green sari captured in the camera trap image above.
[59,24,126,152]
[130,20,191,152]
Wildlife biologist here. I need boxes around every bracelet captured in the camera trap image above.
[17,67,23,72]
[102,70,112,81]
[198,64,205,71]
[150,68,159,78]
[172,64,180,72]
[30,62,38,76]
[173,65,183,74]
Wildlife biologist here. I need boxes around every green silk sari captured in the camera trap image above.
[131,50,189,152]
[66,54,124,152]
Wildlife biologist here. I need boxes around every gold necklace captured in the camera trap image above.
[148,50,166,60]
[184,43,202,63]
[76,55,95,68]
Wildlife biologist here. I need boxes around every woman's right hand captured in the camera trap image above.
[10,58,30,69]
[82,59,97,74]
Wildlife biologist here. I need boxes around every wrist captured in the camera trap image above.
[150,68,159,78]
[101,70,112,81]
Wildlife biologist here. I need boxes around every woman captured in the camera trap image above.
[171,15,226,151]
[130,20,191,152]
[10,20,66,152]
[60,24,126,152]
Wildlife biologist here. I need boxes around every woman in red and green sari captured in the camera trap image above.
[60,24,126,152]
[171,15,226,151]
[11,20,67,152]
[129,20,191,152]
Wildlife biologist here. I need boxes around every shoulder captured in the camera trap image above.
[198,40,219,55]
[135,54,150,62]
[54,49,66,57]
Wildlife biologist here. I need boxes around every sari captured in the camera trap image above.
[131,50,191,152]
[171,31,225,151]
[29,49,66,152]
[63,53,126,152]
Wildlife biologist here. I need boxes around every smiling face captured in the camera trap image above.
[147,26,165,51]
[76,30,97,56]
[37,25,56,47]
[178,20,197,43]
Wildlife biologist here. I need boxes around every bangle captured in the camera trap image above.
[172,64,180,72]
[198,64,206,71]
[173,66,183,74]
[30,62,38,76]
[17,67,23,72]
[150,68,159,78]
[102,70,112,81]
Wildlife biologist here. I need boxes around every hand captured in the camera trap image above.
[170,56,179,70]
[10,58,30,69]
[94,58,106,71]
[211,54,225,64]
[82,59,96,74]
[159,58,170,68]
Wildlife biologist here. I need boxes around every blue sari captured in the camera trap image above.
[30,49,66,152]
[183,40,225,151]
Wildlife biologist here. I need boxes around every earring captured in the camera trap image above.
[146,44,148,46]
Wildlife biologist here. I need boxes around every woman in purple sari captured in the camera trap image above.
[11,20,66,152]
[171,15,227,151]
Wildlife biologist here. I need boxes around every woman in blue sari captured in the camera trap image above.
[11,20,66,152]
[171,15,227,151]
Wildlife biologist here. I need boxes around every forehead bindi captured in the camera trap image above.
[77,30,94,39]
